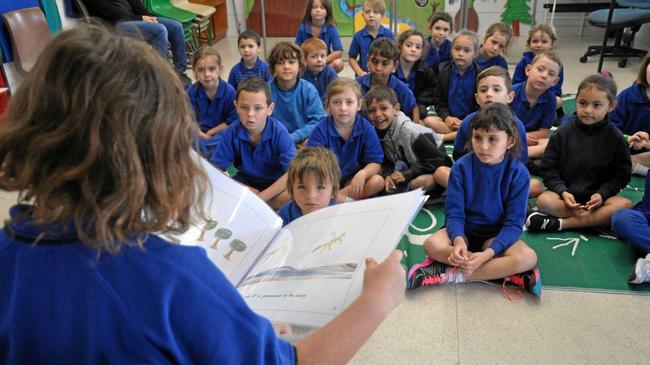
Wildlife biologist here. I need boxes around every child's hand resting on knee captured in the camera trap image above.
[462,249,495,277]
[349,171,368,199]
[561,191,582,210]
[449,236,469,266]
[584,193,603,211]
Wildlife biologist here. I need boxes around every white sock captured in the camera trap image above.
[558,218,563,231]
[632,163,649,176]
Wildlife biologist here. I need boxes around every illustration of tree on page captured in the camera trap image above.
[172,156,427,328]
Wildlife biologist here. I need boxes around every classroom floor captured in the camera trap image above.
[0,35,647,363]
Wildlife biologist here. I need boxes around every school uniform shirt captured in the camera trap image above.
[307,114,384,183]
[512,51,564,97]
[433,61,482,120]
[294,23,344,54]
[511,81,557,132]
[187,79,238,133]
[540,115,631,203]
[211,116,296,186]
[377,111,451,182]
[476,54,508,70]
[356,74,417,117]
[393,61,437,119]
[301,65,337,102]
[278,199,336,226]
[348,25,395,74]
[610,82,650,135]
[0,204,296,364]
[452,110,529,163]
[423,37,452,71]
[270,78,327,144]
[227,57,273,91]
[445,154,530,255]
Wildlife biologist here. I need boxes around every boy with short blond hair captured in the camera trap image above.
[348,0,394,77]
[301,38,337,102]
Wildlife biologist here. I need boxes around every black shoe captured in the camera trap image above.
[526,158,543,176]
[525,212,561,232]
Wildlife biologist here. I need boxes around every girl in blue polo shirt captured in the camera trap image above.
[476,22,511,70]
[0,25,406,363]
[295,0,344,73]
[308,78,385,200]
[424,12,453,70]
[611,53,650,176]
[407,103,541,296]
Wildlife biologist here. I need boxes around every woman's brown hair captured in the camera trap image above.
[0,24,207,253]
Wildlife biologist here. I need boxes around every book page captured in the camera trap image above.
[174,156,283,286]
[237,190,425,327]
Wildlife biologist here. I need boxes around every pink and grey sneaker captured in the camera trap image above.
[407,257,464,289]
[504,267,542,297]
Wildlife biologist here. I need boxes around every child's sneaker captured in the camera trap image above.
[629,254,650,284]
[407,257,463,289]
[505,267,542,296]
[525,212,561,232]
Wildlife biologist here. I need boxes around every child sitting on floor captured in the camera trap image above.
[228,29,273,91]
[295,0,344,72]
[526,74,632,232]
[476,22,511,70]
[279,147,340,226]
[348,0,394,77]
[300,38,338,103]
[408,103,541,297]
[423,12,452,70]
[365,86,451,193]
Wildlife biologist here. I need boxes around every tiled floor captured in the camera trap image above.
[1,34,648,364]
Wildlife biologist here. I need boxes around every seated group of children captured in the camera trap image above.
[185,0,650,292]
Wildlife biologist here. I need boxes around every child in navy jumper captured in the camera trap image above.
[423,12,452,70]
[211,77,296,209]
[0,25,406,364]
[227,30,273,91]
[187,46,237,140]
[357,38,419,123]
[308,78,385,200]
[476,22,511,70]
[395,29,437,123]
[408,103,540,296]
[365,86,451,193]
[268,41,327,145]
[511,51,562,159]
[278,147,340,226]
[449,66,542,197]
[295,0,344,73]
[300,38,337,103]
[348,0,394,77]
[428,30,482,142]
[611,53,650,176]
[527,75,632,232]
[512,24,564,111]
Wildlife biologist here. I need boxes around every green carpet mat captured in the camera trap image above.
[399,175,650,294]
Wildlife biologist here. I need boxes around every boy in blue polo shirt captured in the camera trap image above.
[211,77,296,209]
[227,30,273,91]
[301,38,337,103]
[511,51,561,159]
[424,12,453,70]
[348,0,394,77]
[356,38,419,124]
[187,47,237,140]
[308,78,384,200]
[428,31,482,142]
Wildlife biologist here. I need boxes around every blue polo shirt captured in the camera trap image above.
[348,25,395,73]
[611,82,650,135]
[227,58,273,91]
[476,54,508,70]
[187,79,237,133]
[448,63,478,119]
[211,116,296,186]
[423,37,451,70]
[0,205,296,364]
[307,114,384,183]
[394,65,417,92]
[453,110,529,163]
[278,199,337,226]
[356,74,417,116]
[270,79,327,144]
[512,51,564,97]
[301,65,337,102]
[295,23,343,54]
[511,81,556,131]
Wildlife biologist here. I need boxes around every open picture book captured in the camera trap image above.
[174,157,427,328]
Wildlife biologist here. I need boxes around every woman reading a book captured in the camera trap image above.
[0,24,406,363]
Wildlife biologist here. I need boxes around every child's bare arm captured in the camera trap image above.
[348,58,366,77]
[326,50,342,64]
[349,163,381,198]
[527,128,549,140]
[205,123,228,137]
[295,251,405,364]
[258,173,288,202]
